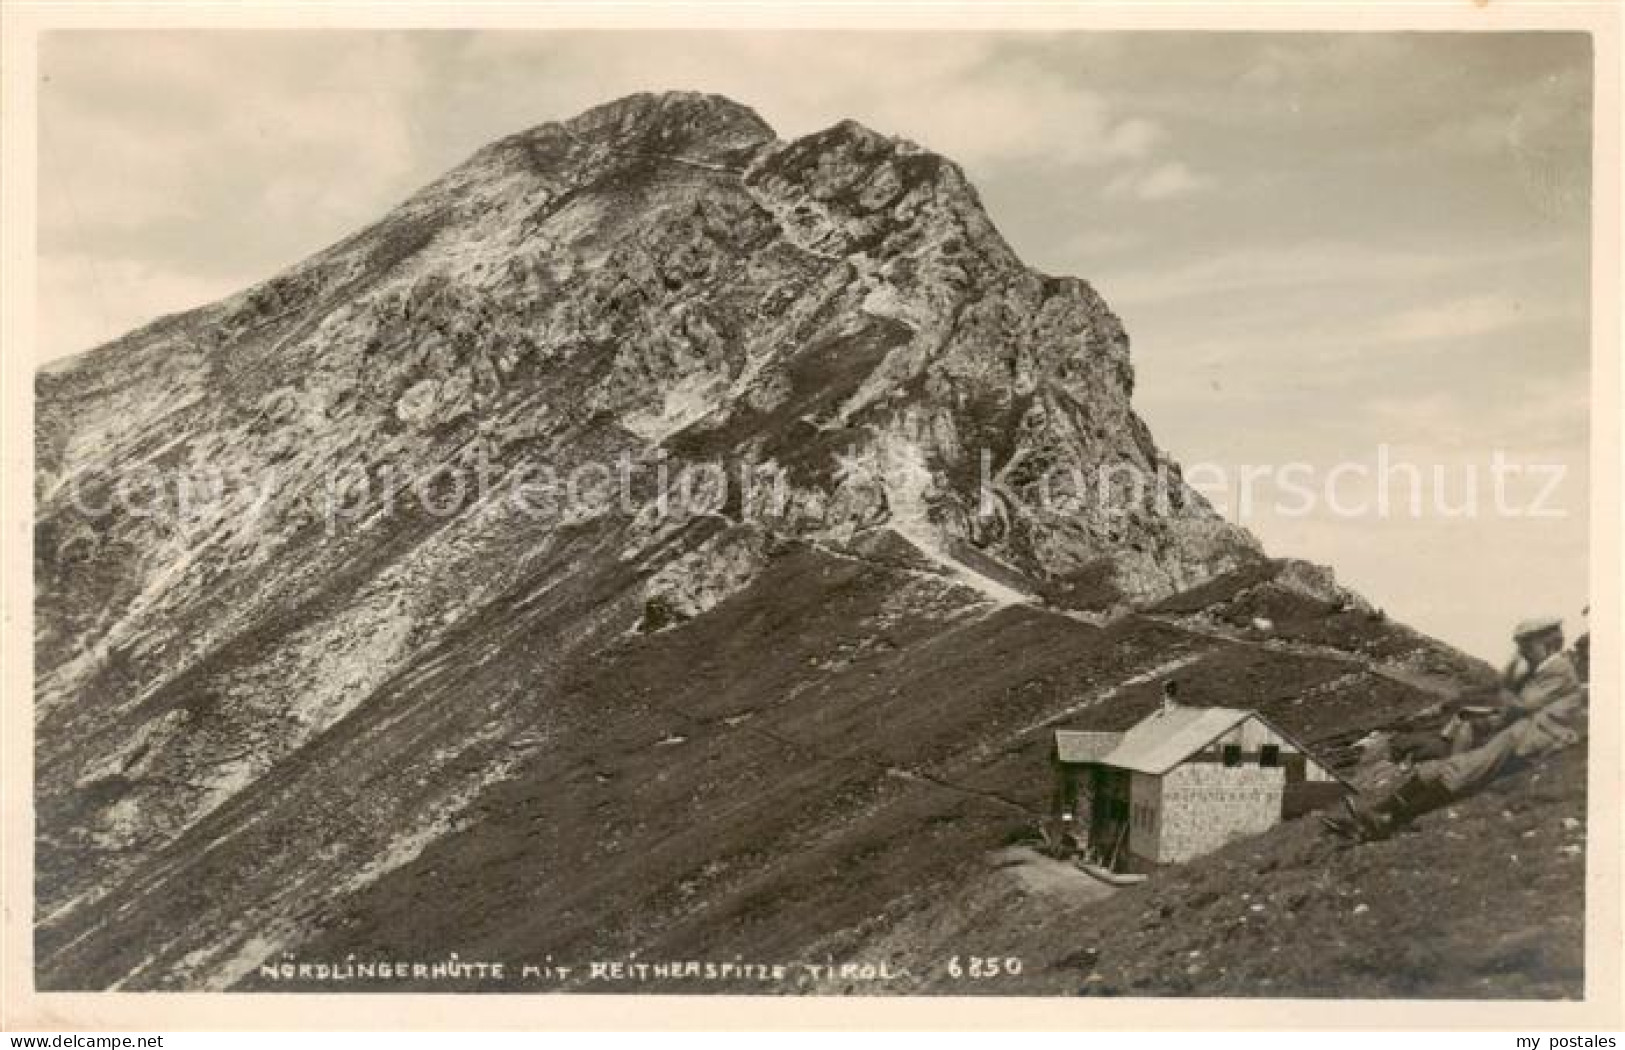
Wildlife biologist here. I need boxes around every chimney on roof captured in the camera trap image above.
[1161,679,1180,714]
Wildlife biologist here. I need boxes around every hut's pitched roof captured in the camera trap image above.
[1096,705,1253,775]
[1055,705,1349,784]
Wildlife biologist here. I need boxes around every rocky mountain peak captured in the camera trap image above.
[563,89,777,158]
[30,91,1504,996]
[34,93,1272,871]
[37,92,1263,652]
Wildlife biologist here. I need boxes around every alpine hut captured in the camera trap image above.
[1052,703,1347,873]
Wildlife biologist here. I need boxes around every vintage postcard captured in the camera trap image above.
[2,0,1620,1033]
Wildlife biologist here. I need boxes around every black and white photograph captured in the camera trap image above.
[3,4,1620,1033]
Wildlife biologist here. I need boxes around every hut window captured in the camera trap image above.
[1260,745,1281,768]
[1222,744,1242,767]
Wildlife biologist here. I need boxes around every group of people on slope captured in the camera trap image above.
[1322,613,1590,842]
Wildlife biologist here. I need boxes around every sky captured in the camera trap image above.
[36,31,1594,661]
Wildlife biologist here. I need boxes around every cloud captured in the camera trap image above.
[41,32,425,226]
[1102,160,1208,202]
[451,33,1170,171]
[1057,229,1147,259]
[38,31,431,358]
[1095,237,1568,310]
[1377,293,1537,344]
[1359,378,1588,459]
[37,252,255,363]
[1135,161,1207,200]
[37,31,1193,362]
[1105,117,1163,160]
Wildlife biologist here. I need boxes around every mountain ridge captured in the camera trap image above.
[33,92,1523,994]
